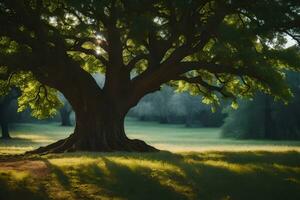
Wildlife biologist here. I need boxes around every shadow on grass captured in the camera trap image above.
[0,172,49,200]
[1,151,300,200]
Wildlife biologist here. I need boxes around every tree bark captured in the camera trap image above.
[264,96,275,139]
[72,104,156,152]
[28,93,158,154]
[26,57,158,154]
[60,109,72,126]
[0,121,10,139]
[29,104,157,153]
[0,90,17,140]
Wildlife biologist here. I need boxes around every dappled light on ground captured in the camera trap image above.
[1,122,300,199]
[0,151,300,200]
[198,160,259,174]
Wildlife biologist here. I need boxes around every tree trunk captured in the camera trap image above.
[60,109,72,126]
[27,59,158,154]
[29,99,158,154]
[264,96,275,139]
[0,121,10,139]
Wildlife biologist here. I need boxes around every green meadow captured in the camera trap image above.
[1,118,300,155]
[0,118,300,200]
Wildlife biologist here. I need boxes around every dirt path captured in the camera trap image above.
[0,159,50,177]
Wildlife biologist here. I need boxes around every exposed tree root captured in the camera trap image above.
[126,138,159,152]
[26,133,158,155]
[26,133,76,155]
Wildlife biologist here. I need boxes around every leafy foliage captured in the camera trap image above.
[222,72,300,139]
[0,70,61,119]
[0,0,299,118]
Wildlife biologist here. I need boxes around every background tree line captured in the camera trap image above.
[222,72,300,140]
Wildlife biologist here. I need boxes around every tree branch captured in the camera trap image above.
[126,54,149,70]
[178,76,232,98]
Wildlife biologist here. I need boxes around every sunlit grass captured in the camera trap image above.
[15,134,54,143]
[0,147,34,155]
[0,151,300,200]
[106,156,185,176]
[49,157,101,168]
[0,121,300,199]
[0,170,29,181]
[194,160,258,174]
[272,164,300,174]
[45,153,194,199]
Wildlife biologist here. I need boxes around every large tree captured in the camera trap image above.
[0,0,299,153]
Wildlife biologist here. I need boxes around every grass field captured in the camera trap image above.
[1,117,300,154]
[0,118,300,200]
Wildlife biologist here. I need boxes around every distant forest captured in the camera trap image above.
[1,72,300,140]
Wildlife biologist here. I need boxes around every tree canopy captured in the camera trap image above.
[1,0,300,117]
[0,0,300,152]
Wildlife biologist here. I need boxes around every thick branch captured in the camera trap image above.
[126,54,149,70]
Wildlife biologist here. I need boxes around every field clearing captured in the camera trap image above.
[0,118,300,199]
[0,151,300,200]
[1,117,300,154]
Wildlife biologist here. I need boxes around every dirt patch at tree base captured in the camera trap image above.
[0,160,50,177]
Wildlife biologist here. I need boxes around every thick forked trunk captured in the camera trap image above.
[29,97,157,154]
[28,59,157,154]
[73,105,155,152]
